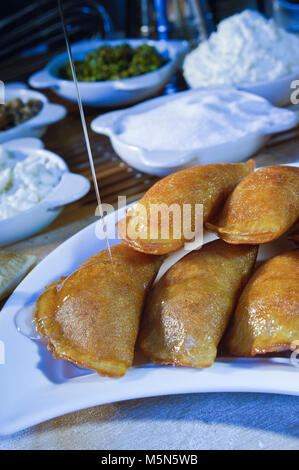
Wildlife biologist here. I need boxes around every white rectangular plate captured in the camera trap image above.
[0,206,299,436]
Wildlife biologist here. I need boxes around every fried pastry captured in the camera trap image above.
[206,165,299,244]
[0,251,36,301]
[226,250,299,356]
[139,240,258,368]
[289,222,299,243]
[35,244,162,377]
[118,160,255,255]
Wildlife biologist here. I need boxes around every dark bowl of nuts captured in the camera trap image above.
[0,86,67,143]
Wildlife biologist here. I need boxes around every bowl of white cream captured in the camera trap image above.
[91,88,298,176]
[183,10,299,106]
[0,138,90,246]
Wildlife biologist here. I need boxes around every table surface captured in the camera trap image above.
[1,54,299,450]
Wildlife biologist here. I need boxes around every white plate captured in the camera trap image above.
[0,196,299,436]
[0,138,90,246]
[0,87,66,143]
[29,38,189,107]
[91,89,299,176]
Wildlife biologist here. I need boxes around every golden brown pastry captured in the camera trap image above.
[118,161,255,255]
[226,250,299,356]
[139,240,258,368]
[35,244,162,377]
[206,165,299,244]
[289,222,299,243]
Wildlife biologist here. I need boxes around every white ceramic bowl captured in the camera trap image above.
[0,87,66,144]
[29,38,190,107]
[91,88,299,176]
[184,69,299,107]
[237,69,299,107]
[0,138,90,246]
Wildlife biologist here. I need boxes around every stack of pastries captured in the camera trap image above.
[35,161,299,377]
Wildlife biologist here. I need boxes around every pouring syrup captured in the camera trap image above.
[58,0,112,263]
[16,1,114,340]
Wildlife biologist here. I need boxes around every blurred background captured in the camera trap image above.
[0,0,289,63]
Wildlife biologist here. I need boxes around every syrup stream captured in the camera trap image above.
[58,0,112,263]
[16,2,114,339]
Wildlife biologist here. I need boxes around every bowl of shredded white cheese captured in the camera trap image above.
[183,10,299,106]
[0,138,90,245]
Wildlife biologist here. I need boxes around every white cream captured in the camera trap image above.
[183,10,299,88]
[118,89,292,152]
[0,147,63,220]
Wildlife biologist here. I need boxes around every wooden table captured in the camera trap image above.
[5,95,159,261]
